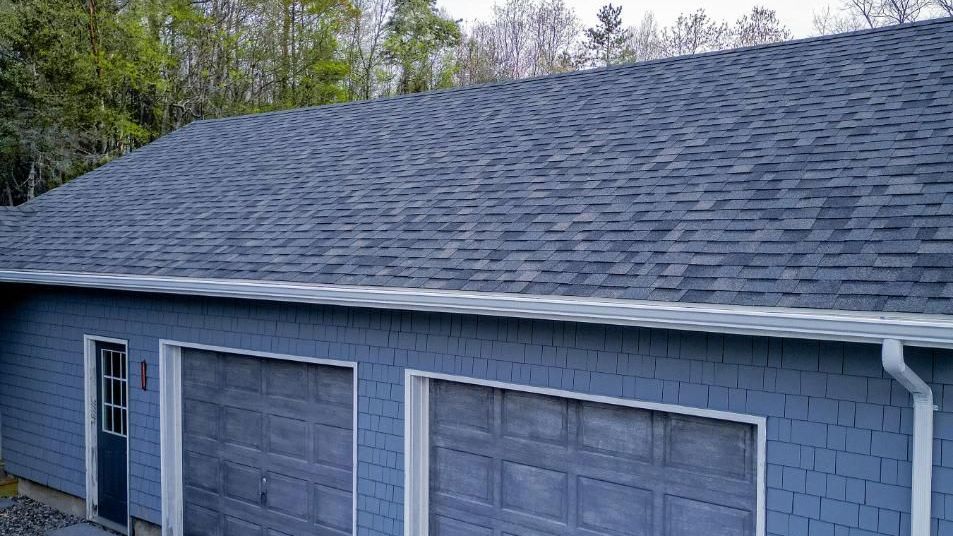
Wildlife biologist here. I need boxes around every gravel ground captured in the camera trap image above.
[0,496,83,536]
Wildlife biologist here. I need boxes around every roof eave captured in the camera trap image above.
[1,269,952,349]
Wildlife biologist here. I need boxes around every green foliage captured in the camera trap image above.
[0,0,360,203]
[583,3,630,66]
[383,0,460,94]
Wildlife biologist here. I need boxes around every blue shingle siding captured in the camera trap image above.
[1,286,952,535]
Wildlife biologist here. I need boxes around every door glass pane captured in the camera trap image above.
[101,347,129,437]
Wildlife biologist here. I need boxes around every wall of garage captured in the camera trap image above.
[1,285,952,536]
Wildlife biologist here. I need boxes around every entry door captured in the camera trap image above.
[96,341,129,527]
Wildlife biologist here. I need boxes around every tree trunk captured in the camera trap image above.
[86,0,102,78]
[26,160,37,201]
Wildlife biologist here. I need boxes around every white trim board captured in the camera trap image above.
[403,370,768,536]
[4,269,953,349]
[158,340,358,536]
[83,335,131,535]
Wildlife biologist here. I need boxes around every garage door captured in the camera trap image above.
[181,349,353,536]
[429,380,758,536]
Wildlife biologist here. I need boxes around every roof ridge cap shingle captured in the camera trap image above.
[189,16,953,126]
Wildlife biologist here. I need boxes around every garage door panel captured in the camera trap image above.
[313,484,353,533]
[184,503,221,536]
[225,515,264,536]
[577,402,653,461]
[431,515,493,536]
[664,495,752,536]
[432,381,493,432]
[260,510,313,536]
[577,476,653,536]
[224,355,262,392]
[181,348,354,535]
[500,461,568,522]
[656,479,756,513]
[184,398,220,440]
[266,472,310,520]
[184,486,226,513]
[502,391,569,445]
[315,423,353,468]
[184,450,220,492]
[224,406,263,448]
[183,354,221,387]
[432,446,493,504]
[429,379,757,536]
[314,366,354,406]
[665,415,754,482]
[223,460,262,505]
[260,454,351,494]
[313,408,352,430]
[268,414,310,460]
[264,360,310,400]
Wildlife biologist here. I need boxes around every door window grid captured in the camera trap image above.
[101,348,128,437]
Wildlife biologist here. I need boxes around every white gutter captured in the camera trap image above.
[3,270,953,348]
[882,339,934,536]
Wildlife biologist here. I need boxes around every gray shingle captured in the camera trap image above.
[2,19,953,315]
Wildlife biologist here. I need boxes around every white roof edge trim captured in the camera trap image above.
[2,269,953,349]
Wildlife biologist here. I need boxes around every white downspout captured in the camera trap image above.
[882,338,934,536]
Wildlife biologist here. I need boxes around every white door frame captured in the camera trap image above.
[83,334,131,535]
[404,370,768,536]
[159,340,358,536]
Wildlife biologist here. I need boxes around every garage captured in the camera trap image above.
[426,378,761,536]
[180,348,354,536]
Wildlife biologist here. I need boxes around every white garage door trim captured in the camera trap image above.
[159,340,358,536]
[404,370,767,536]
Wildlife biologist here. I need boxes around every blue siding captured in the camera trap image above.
[1,287,952,536]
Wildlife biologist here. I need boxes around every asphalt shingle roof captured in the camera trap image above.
[0,207,25,230]
[2,19,953,315]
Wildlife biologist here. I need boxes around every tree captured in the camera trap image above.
[661,9,729,56]
[383,0,461,94]
[528,0,578,75]
[811,6,866,35]
[733,6,791,47]
[0,0,166,203]
[454,23,500,86]
[344,0,395,100]
[879,0,932,23]
[842,0,934,27]
[936,0,953,15]
[453,0,577,86]
[583,4,631,66]
[626,12,664,62]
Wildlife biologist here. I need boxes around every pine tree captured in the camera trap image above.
[583,3,630,67]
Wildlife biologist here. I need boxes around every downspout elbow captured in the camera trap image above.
[882,338,934,536]
[882,339,933,405]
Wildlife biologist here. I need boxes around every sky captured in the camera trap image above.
[436,0,836,38]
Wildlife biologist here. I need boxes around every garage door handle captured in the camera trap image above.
[261,477,267,506]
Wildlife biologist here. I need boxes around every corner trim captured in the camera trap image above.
[6,270,953,348]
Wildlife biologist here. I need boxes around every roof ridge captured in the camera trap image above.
[192,16,953,126]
